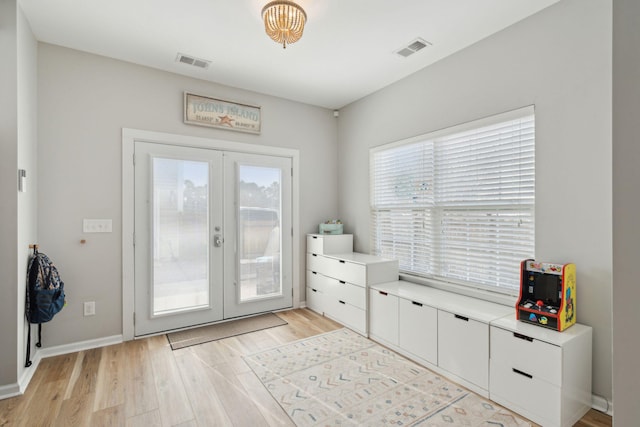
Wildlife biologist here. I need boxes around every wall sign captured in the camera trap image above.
[184,92,261,134]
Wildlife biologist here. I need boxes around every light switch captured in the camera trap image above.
[83,219,113,233]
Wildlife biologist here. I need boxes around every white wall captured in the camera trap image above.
[0,0,19,388]
[37,44,338,345]
[612,0,640,424]
[337,0,612,402]
[16,4,39,388]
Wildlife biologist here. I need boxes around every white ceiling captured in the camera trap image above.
[19,0,560,109]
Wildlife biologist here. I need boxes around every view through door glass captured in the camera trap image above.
[238,165,282,301]
[152,157,209,315]
[224,153,293,318]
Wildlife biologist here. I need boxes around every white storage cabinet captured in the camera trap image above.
[489,316,592,427]
[306,234,398,335]
[368,280,512,396]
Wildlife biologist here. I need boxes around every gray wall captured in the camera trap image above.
[337,0,612,402]
[37,44,338,345]
[612,0,640,424]
[0,0,19,387]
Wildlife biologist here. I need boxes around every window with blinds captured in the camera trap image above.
[370,107,535,294]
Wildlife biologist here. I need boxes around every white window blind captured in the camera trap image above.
[370,107,535,294]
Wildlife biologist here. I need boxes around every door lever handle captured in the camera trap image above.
[214,234,224,247]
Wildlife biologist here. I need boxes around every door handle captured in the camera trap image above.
[213,234,223,247]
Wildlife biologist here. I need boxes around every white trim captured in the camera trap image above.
[0,382,21,400]
[122,128,301,340]
[36,334,123,358]
[591,394,613,416]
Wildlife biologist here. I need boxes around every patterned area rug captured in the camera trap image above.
[244,328,531,426]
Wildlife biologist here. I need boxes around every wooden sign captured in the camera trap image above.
[184,92,261,134]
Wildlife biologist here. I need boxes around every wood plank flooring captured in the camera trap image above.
[0,308,610,427]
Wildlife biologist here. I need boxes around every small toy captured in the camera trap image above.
[516,259,576,331]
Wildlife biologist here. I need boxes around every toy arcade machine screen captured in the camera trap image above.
[516,259,576,331]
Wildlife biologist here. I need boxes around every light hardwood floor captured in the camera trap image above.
[0,308,610,426]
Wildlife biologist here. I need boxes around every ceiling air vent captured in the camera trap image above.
[395,38,432,58]
[176,53,211,69]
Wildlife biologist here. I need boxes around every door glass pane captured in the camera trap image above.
[238,165,282,301]
[152,157,209,315]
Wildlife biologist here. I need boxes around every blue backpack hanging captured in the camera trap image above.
[25,245,66,367]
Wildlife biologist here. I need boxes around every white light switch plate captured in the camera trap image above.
[83,219,112,233]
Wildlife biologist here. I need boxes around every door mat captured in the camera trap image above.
[167,312,287,350]
[243,328,532,426]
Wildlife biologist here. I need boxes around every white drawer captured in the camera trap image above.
[324,257,366,286]
[307,234,352,255]
[438,310,489,390]
[306,286,325,314]
[307,253,330,273]
[326,298,366,335]
[325,277,365,309]
[491,325,561,386]
[306,269,331,293]
[369,289,399,345]
[490,358,561,427]
[399,298,438,365]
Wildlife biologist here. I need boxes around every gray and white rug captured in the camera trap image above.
[244,328,531,426]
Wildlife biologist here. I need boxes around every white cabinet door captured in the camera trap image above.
[438,310,489,390]
[369,289,399,345]
[399,298,438,365]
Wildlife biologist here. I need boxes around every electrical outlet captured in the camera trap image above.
[84,301,96,316]
[83,219,112,233]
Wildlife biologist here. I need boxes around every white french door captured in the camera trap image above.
[134,142,292,336]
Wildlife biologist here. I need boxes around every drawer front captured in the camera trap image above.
[326,298,366,334]
[369,289,399,345]
[325,257,366,286]
[490,358,561,426]
[438,310,489,390]
[307,234,352,255]
[306,270,332,294]
[324,277,365,309]
[306,286,326,314]
[306,253,331,274]
[399,298,438,365]
[491,326,561,386]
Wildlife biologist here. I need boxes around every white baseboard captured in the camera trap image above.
[37,334,123,359]
[592,393,613,416]
[0,334,124,401]
[0,382,21,400]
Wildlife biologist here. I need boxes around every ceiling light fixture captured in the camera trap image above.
[261,1,307,49]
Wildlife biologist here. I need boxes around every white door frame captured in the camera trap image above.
[122,128,301,341]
